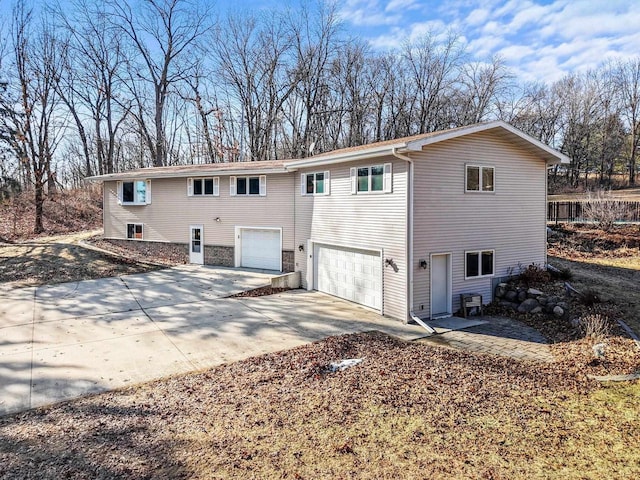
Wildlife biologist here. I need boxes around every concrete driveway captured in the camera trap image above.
[0,266,425,416]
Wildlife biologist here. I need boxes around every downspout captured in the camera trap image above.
[392,148,435,333]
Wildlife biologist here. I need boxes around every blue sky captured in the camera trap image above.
[2,0,637,85]
[231,0,640,83]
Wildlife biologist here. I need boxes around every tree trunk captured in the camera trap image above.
[34,174,44,233]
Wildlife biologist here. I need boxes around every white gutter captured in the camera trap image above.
[286,145,407,169]
[86,167,288,182]
[391,148,434,333]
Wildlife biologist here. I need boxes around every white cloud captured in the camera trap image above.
[338,0,402,27]
[466,8,490,26]
[342,0,640,84]
[385,0,421,12]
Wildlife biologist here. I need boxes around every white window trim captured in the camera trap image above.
[230,175,267,196]
[187,177,220,197]
[126,223,144,241]
[117,180,151,205]
[465,164,495,193]
[464,249,495,279]
[301,171,330,196]
[350,163,392,194]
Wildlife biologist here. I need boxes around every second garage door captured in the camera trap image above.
[313,244,382,310]
[240,228,281,271]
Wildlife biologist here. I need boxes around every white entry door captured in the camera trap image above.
[239,228,281,271]
[313,244,382,311]
[189,225,204,264]
[430,253,451,317]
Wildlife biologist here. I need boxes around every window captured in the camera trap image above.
[126,223,143,240]
[301,171,330,195]
[465,250,494,278]
[230,175,266,196]
[118,180,151,205]
[350,163,392,194]
[187,177,219,196]
[466,165,494,192]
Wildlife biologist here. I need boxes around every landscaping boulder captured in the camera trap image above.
[517,290,527,302]
[527,288,544,297]
[518,298,540,313]
[553,306,564,317]
[505,290,518,302]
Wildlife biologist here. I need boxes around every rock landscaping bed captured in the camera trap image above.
[486,264,640,377]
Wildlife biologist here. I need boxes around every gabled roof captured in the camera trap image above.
[285,120,570,168]
[87,121,569,182]
[86,159,288,182]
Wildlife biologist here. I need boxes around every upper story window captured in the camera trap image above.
[301,171,330,196]
[465,250,494,279]
[466,165,494,192]
[350,163,392,194]
[187,177,219,196]
[118,180,151,205]
[230,175,267,196]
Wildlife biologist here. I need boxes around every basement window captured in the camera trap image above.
[126,223,143,240]
[465,250,494,278]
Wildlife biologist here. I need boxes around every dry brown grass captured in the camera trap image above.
[0,186,103,242]
[0,231,164,288]
[1,332,638,480]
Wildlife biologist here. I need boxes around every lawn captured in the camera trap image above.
[547,223,640,334]
[1,332,638,479]
[1,223,639,479]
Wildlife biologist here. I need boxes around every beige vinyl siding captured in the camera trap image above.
[103,174,295,249]
[294,156,408,321]
[412,130,547,317]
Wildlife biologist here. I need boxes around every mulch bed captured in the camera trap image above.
[229,286,292,297]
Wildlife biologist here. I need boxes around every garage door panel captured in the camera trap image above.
[240,229,280,271]
[314,244,381,311]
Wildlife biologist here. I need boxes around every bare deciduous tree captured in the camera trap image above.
[109,0,210,167]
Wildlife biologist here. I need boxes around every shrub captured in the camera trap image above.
[518,264,551,285]
[580,288,602,307]
[581,189,631,231]
[579,313,611,340]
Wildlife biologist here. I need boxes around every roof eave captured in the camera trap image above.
[284,145,405,169]
[405,120,570,165]
[86,167,289,182]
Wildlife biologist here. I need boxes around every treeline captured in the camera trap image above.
[0,0,639,232]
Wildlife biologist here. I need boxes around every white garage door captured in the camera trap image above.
[314,244,381,310]
[240,228,281,270]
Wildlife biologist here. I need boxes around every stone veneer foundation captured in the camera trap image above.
[110,240,293,272]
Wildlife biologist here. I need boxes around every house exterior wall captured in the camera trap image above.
[293,156,408,321]
[411,130,548,317]
[103,173,296,258]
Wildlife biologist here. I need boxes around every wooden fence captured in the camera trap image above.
[548,200,640,223]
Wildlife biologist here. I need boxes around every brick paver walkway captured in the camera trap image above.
[420,316,555,362]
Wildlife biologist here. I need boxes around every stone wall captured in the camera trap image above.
[204,245,235,267]
[103,239,294,272]
[495,283,569,318]
[282,250,294,273]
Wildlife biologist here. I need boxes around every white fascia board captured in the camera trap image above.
[86,168,289,182]
[284,145,405,170]
[405,120,570,165]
